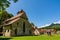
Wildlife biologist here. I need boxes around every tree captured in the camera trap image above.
[30,22,35,27]
[0,0,18,12]
[0,0,18,25]
[0,11,13,25]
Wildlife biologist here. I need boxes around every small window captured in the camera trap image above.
[8,30,9,32]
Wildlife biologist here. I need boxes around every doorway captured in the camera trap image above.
[15,28,17,36]
[23,22,25,34]
[0,26,3,36]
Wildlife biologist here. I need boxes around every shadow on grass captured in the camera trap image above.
[14,35,39,37]
[0,38,11,40]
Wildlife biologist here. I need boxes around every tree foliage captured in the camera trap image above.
[30,22,35,26]
[0,0,18,25]
[0,0,18,11]
[0,11,13,25]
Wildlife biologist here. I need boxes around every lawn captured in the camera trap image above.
[0,34,60,40]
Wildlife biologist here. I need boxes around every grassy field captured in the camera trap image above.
[0,34,60,40]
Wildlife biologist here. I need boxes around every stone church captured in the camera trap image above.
[0,10,32,37]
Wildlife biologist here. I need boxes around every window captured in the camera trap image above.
[23,22,25,33]
[8,30,9,32]
[15,28,17,35]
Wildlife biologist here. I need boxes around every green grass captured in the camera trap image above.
[0,34,60,40]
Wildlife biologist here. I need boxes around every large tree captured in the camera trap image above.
[0,0,18,12]
[0,11,13,25]
[0,0,18,25]
[0,0,18,24]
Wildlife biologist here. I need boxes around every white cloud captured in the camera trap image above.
[40,23,51,28]
[54,20,60,24]
[39,20,60,28]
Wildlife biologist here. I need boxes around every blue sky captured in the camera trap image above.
[6,0,60,27]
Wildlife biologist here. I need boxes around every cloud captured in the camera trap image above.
[39,20,60,28]
[54,20,60,24]
[40,23,51,28]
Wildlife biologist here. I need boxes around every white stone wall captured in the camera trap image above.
[4,29,12,37]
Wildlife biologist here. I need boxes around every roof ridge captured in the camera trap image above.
[4,13,23,23]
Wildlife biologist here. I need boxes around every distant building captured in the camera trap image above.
[38,28,55,35]
[32,26,40,35]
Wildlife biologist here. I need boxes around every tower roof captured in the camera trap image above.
[17,9,25,14]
